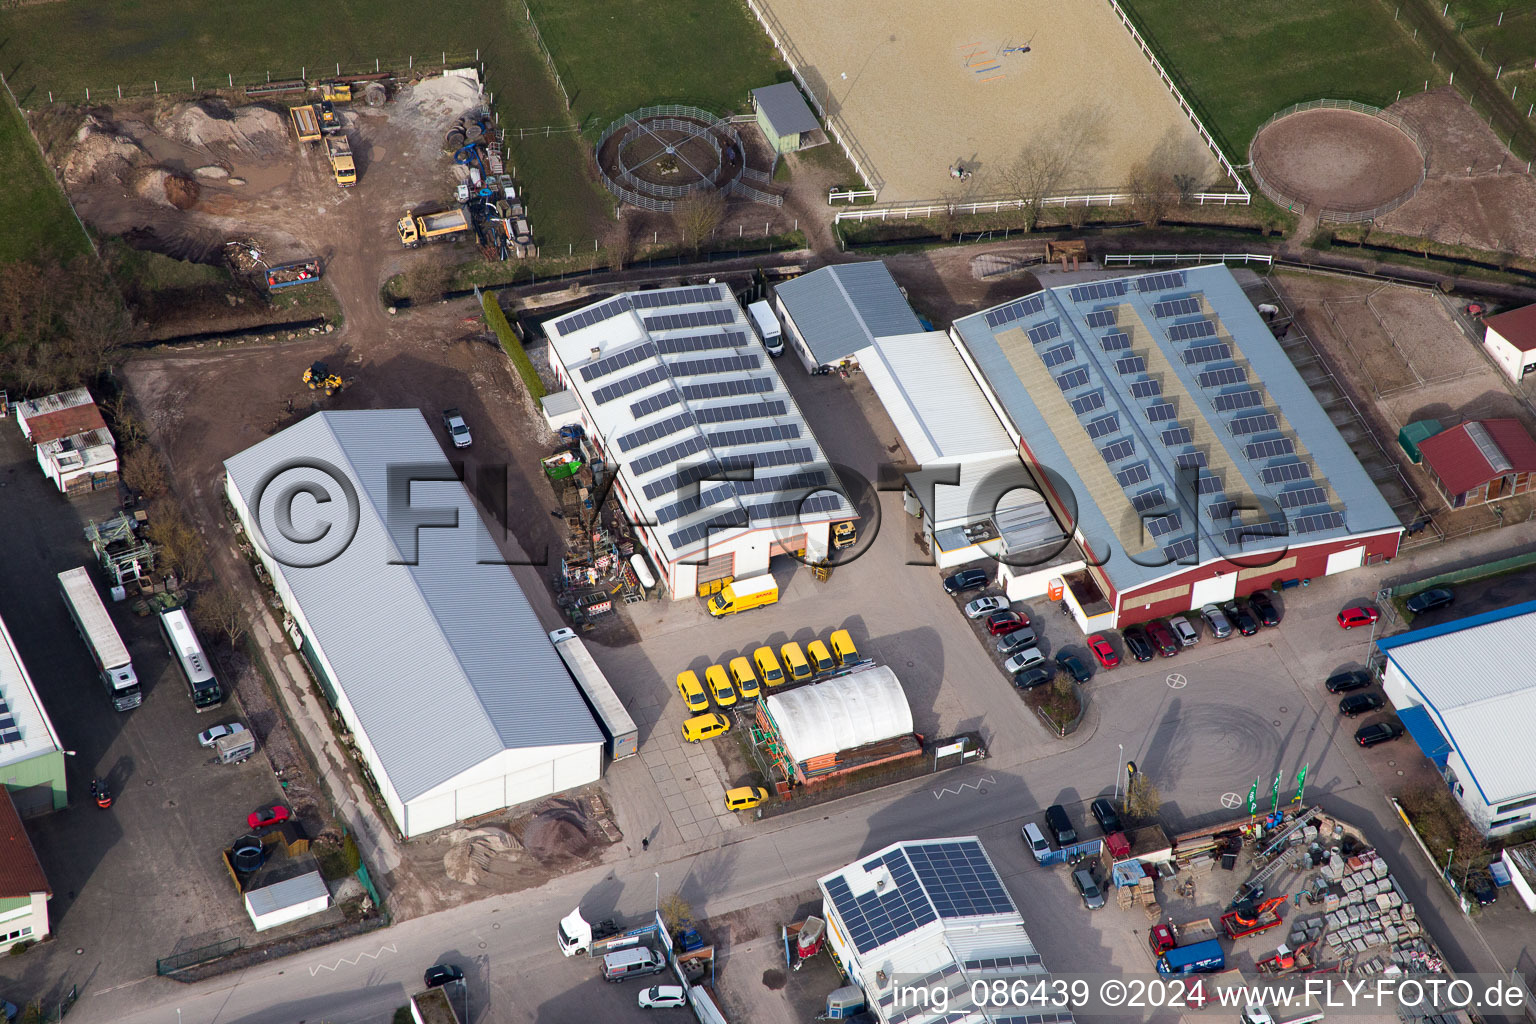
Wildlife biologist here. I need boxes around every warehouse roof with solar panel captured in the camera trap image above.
[950,264,1400,593]
[544,283,853,566]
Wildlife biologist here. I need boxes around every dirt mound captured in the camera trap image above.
[63,115,147,185]
[159,100,285,155]
[164,173,199,209]
[518,797,596,865]
[391,75,485,137]
[441,826,520,885]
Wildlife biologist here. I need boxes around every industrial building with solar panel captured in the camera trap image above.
[543,283,854,597]
[948,264,1403,628]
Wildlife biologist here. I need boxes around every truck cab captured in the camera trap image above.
[558,906,620,956]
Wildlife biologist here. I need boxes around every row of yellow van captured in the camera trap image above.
[679,630,860,743]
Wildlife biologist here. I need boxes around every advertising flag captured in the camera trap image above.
[1247,778,1259,815]
[1294,764,1309,804]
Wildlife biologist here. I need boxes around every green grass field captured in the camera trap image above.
[1120,0,1446,160]
[0,88,93,264]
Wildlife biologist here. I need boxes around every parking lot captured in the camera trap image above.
[0,425,298,997]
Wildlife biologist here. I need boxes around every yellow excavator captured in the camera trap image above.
[302,361,344,396]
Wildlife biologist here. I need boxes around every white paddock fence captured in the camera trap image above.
[831,190,1248,223]
[1103,253,1275,267]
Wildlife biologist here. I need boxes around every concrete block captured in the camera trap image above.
[1341,874,1359,892]
[1373,859,1390,878]
[1376,893,1393,912]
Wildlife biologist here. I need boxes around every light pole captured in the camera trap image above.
[1444,847,1454,882]
[654,871,660,917]
[1114,744,1124,801]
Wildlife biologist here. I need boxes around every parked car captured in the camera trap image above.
[1122,625,1155,662]
[675,671,708,713]
[1004,647,1046,673]
[1325,670,1374,694]
[1468,873,1498,907]
[1014,666,1055,690]
[1337,606,1380,630]
[1087,634,1119,668]
[1090,797,1123,834]
[1073,867,1106,910]
[1145,619,1180,657]
[1056,651,1091,684]
[197,722,246,748]
[440,408,472,448]
[987,610,1028,636]
[724,786,768,811]
[1200,603,1233,639]
[1169,615,1199,647]
[965,595,1009,619]
[1223,600,1259,636]
[1406,588,1454,615]
[1355,721,1404,748]
[247,805,291,829]
[1338,692,1386,717]
[424,963,465,988]
[944,568,989,595]
[1247,590,1281,627]
[1044,804,1078,845]
[996,628,1038,655]
[638,985,689,1009]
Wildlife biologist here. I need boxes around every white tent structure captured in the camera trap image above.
[763,665,912,761]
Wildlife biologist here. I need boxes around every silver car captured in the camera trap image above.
[1073,868,1106,910]
[965,596,1009,619]
[996,628,1038,655]
[1004,647,1046,673]
[1169,615,1199,647]
[1200,603,1232,639]
[197,722,246,748]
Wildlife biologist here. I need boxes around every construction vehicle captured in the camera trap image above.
[832,521,857,550]
[302,362,343,396]
[318,99,341,132]
[324,134,356,186]
[318,81,352,103]
[288,104,321,143]
[265,258,321,290]
[397,206,471,247]
[1221,895,1288,939]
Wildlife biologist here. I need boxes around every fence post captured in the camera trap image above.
[118,85,122,98]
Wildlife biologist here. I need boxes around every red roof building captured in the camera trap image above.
[1417,419,1536,508]
[13,388,108,445]
[1482,305,1536,383]
[0,787,51,951]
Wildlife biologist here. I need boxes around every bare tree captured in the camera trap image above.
[994,102,1111,230]
[671,191,726,256]
[606,219,635,273]
[63,284,130,376]
[193,584,248,649]
[1124,772,1162,823]
[121,445,168,500]
[147,497,208,585]
[403,259,452,305]
[1126,161,1177,228]
[1128,128,1216,227]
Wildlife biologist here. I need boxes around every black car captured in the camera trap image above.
[1468,873,1498,906]
[1355,721,1404,747]
[1223,600,1260,635]
[944,568,989,595]
[425,963,465,988]
[1406,588,1454,615]
[1044,804,1078,845]
[1338,692,1385,717]
[1014,666,1055,690]
[1090,797,1123,834]
[1246,590,1281,627]
[1056,651,1091,684]
[1326,670,1373,694]
[1122,625,1155,662]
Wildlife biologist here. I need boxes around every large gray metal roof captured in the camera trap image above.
[224,410,602,804]
[857,331,1014,464]
[775,262,924,367]
[952,264,1401,593]
[751,82,820,136]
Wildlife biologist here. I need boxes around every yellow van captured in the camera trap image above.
[682,713,730,743]
[705,664,737,708]
[779,642,812,683]
[830,629,859,667]
[806,640,835,675]
[707,574,779,616]
[728,656,761,700]
[724,786,769,811]
[676,670,708,713]
[753,646,785,688]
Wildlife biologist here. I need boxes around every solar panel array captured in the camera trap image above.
[1131,487,1166,513]
[1028,320,1062,345]
[0,694,20,746]
[617,411,696,453]
[1115,355,1147,375]
[1041,343,1075,368]
[1168,319,1218,342]
[823,852,937,954]
[1070,391,1105,415]
[694,399,786,424]
[1466,422,1513,473]
[1212,389,1263,412]
[1197,474,1224,495]
[983,293,1047,329]
[1085,414,1120,440]
[1278,485,1329,509]
[1129,379,1162,399]
[643,308,736,332]
[1197,366,1248,389]
[630,389,680,419]
[1226,520,1288,546]
[1244,437,1296,460]
[555,295,633,336]
[1146,511,1182,538]
[1069,279,1128,302]
[1161,426,1193,446]
[1229,412,1279,435]
[1084,309,1119,328]
[1207,499,1236,520]
[1100,438,1135,463]
[655,484,735,525]
[1183,342,1232,365]
[1101,331,1131,351]
[681,377,775,401]
[580,341,657,382]
[655,329,748,354]
[1145,402,1177,423]
[1135,270,1186,292]
[666,511,750,550]
[1162,537,1198,561]
[907,841,1016,919]
[629,434,709,475]
[630,285,720,309]
[1294,510,1346,534]
[1055,367,1091,391]
[1116,463,1151,487]
[671,495,846,549]
[1260,461,1313,484]
[669,354,761,377]
[593,365,669,405]
[1176,451,1208,469]
[1152,297,1202,318]
[709,423,801,447]
[733,468,829,497]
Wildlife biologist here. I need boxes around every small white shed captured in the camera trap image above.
[244,870,331,932]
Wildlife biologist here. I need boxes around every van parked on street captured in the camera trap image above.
[603,946,665,982]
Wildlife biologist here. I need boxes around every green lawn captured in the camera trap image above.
[1120,0,1446,160]
[0,88,92,264]
[528,0,784,123]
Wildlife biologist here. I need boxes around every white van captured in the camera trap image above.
[603,946,665,982]
[1021,822,1051,862]
[748,300,784,357]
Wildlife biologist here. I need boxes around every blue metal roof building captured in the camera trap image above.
[950,264,1402,626]
[773,262,924,372]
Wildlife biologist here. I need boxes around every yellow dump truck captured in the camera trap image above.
[288,104,321,143]
[318,81,352,103]
[397,206,471,247]
[324,134,356,187]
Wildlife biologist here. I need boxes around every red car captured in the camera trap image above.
[986,610,1029,636]
[1337,607,1380,630]
[1087,634,1120,669]
[247,805,291,829]
[1145,619,1180,657]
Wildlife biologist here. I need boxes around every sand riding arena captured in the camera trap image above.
[1249,100,1429,222]
[595,105,783,212]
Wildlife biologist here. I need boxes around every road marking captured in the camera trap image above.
[933,774,996,800]
[1221,792,1243,809]
[309,942,398,976]
[1167,673,1188,689]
